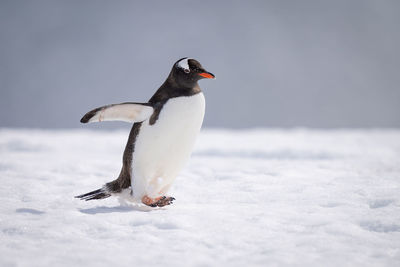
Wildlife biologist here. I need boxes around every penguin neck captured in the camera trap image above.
[149,74,201,104]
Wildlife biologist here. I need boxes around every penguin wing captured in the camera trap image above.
[80,102,154,123]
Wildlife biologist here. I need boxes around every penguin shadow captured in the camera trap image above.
[79,204,153,214]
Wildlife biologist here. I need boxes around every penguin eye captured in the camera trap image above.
[184,68,190,73]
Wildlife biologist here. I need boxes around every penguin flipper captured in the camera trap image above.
[80,102,154,123]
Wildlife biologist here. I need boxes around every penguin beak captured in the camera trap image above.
[198,71,215,79]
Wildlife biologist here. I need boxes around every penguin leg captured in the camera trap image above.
[158,184,172,196]
[142,195,175,207]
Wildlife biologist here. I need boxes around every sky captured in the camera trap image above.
[1,0,399,129]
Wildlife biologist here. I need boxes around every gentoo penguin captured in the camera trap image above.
[75,58,215,207]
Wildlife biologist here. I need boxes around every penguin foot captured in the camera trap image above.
[142,196,175,207]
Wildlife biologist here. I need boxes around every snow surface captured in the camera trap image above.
[0,128,399,267]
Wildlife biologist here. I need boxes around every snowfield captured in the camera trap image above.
[0,128,399,267]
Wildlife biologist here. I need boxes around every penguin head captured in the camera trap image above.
[171,57,215,88]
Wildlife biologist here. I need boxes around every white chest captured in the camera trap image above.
[131,93,205,198]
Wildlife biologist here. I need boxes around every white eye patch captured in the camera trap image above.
[177,58,190,73]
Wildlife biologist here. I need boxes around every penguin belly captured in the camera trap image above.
[131,93,205,200]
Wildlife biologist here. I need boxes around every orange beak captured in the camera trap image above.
[199,72,215,79]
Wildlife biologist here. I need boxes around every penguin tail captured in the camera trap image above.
[75,188,111,201]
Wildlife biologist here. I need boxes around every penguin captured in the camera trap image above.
[75,58,215,207]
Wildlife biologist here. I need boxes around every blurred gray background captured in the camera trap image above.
[1,0,399,129]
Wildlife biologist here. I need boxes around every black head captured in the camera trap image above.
[170,58,215,88]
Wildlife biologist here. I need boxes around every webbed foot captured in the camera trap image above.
[142,196,175,207]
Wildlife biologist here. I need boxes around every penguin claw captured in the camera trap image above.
[154,196,175,207]
[142,195,175,207]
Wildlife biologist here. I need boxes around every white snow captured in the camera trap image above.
[0,128,399,266]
